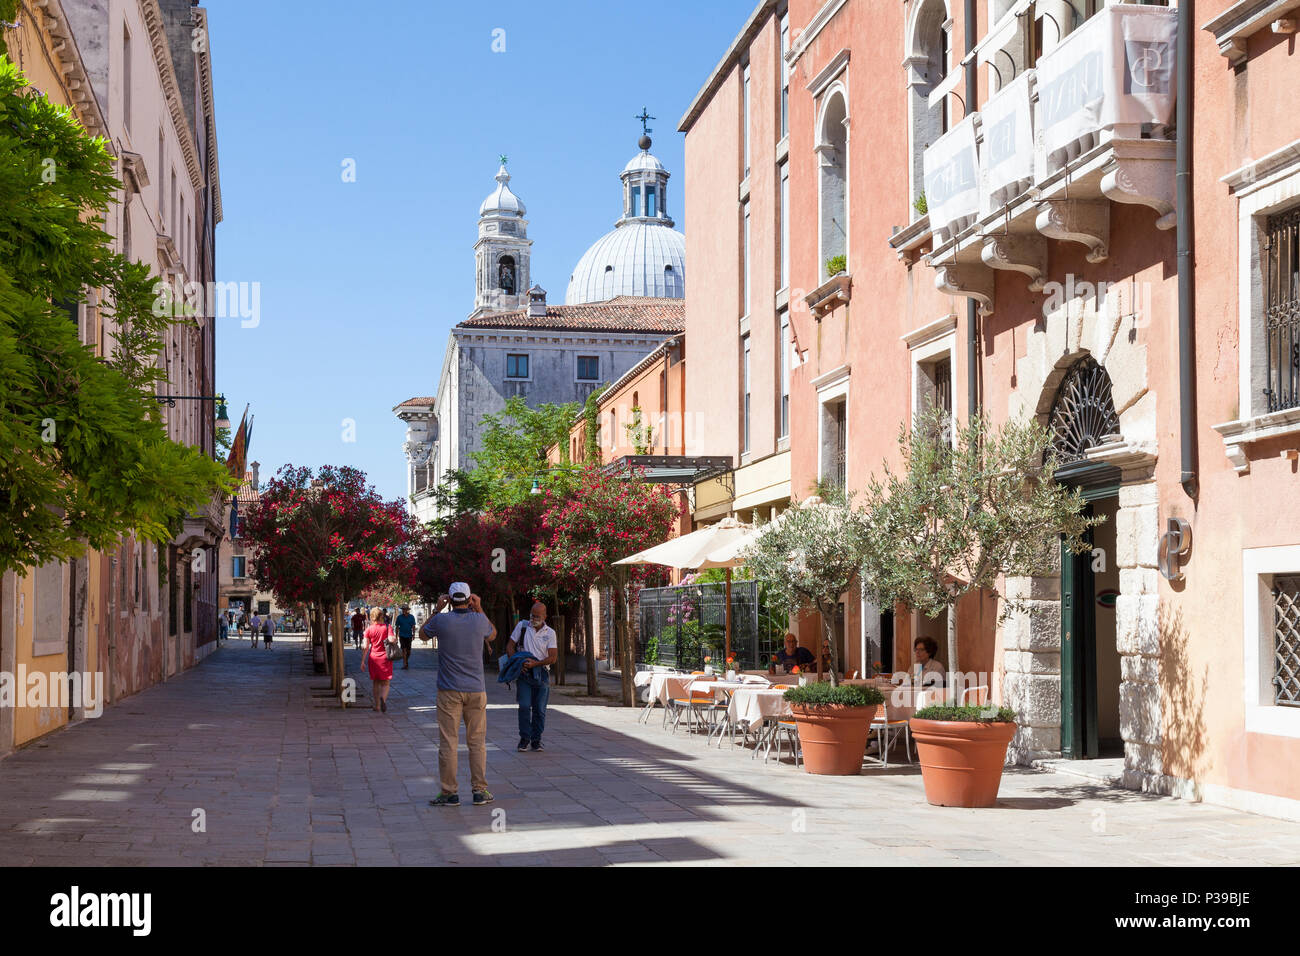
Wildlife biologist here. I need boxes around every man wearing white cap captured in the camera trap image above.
[420,582,496,807]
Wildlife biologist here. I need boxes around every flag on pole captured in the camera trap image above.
[225,404,249,478]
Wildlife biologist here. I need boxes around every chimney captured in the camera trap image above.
[527,285,547,317]
[250,460,260,490]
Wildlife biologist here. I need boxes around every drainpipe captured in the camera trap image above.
[1176,0,1198,500]
[965,0,979,419]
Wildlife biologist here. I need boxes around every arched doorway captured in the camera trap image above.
[816,88,848,278]
[1048,355,1123,759]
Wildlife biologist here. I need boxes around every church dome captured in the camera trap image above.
[479,163,525,217]
[565,222,685,304]
[564,134,685,305]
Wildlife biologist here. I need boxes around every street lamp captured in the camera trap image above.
[155,392,230,430]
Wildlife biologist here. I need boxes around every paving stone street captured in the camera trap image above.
[2,636,1299,867]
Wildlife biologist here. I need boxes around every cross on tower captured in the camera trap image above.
[635,107,655,136]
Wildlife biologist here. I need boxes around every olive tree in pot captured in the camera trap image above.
[860,408,1099,805]
[743,492,877,774]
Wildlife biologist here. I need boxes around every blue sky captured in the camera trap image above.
[209,0,750,501]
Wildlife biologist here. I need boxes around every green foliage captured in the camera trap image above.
[0,57,235,574]
[913,192,928,215]
[466,394,580,508]
[783,682,884,707]
[825,254,847,276]
[624,405,653,455]
[860,406,1099,624]
[0,4,17,57]
[912,703,1017,723]
[582,385,606,465]
[741,494,872,681]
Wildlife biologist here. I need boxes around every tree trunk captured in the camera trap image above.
[615,573,633,706]
[820,601,840,688]
[333,598,346,704]
[583,585,597,696]
[947,602,958,684]
[554,612,566,686]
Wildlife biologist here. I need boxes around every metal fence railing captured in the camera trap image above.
[636,580,787,672]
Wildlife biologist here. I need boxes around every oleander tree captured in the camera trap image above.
[859,407,1099,674]
[533,465,679,703]
[0,56,234,574]
[741,490,874,687]
[242,464,420,698]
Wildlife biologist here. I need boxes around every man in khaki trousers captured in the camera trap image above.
[421,583,496,807]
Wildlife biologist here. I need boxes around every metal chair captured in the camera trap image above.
[960,685,990,706]
[767,719,801,766]
[869,703,912,767]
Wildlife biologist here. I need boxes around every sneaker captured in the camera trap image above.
[429,792,459,807]
[472,790,494,806]
[530,740,544,752]
[517,737,529,752]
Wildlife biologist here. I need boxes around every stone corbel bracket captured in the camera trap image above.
[1101,138,1177,230]
[981,235,1048,292]
[932,264,995,316]
[1036,199,1109,263]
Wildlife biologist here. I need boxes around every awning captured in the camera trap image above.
[604,455,732,486]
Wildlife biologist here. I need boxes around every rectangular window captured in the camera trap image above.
[170,169,177,238]
[577,355,600,380]
[506,353,529,379]
[742,334,752,455]
[780,13,790,139]
[631,184,642,218]
[743,63,751,179]
[779,310,790,438]
[1274,575,1300,707]
[646,186,656,218]
[122,25,132,134]
[742,200,751,317]
[1265,208,1300,413]
[828,400,847,489]
[779,162,790,290]
[157,130,164,221]
[232,556,246,579]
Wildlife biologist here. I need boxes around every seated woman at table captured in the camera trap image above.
[775,633,815,673]
[913,637,946,688]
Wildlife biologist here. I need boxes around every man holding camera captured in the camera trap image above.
[421,582,496,807]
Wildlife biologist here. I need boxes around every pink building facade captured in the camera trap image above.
[681,0,1300,818]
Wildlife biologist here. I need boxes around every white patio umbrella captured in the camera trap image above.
[614,516,757,663]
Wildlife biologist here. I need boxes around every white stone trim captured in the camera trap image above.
[1226,139,1300,456]
[788,0,851,68]
[1242,545,1300,738]
[1203,0,1300,63]
[806,48,851,98]
[901,313,958,350]
[908,323,957,439]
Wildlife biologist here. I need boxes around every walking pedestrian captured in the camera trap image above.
[217,613,228,643]
[350,608,365,648]
[262,613,275,648]
[249,611,261,647]
[506,601,558,752]
[362,606,395,712]
[421,583,496,807]
[394,603,417,670]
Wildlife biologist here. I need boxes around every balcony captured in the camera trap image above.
[922,3,1178,314]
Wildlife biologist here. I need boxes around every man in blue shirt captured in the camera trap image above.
[421,583,496,807]
[394,603,418,670]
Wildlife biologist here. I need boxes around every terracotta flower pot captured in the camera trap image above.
[909,718,1017,808]
[789,704,878,775]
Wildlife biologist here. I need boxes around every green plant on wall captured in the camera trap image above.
[825,254,847,277]
[914,191,928,215]
[624,405,654,455]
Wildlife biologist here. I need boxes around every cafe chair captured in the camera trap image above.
[870,703,912,768]
[767,719,802,767]
[960,685,990,706]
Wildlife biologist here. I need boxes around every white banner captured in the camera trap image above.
[923,114,980,236]
[1037,4,1177,158]
[980,70,1035,205]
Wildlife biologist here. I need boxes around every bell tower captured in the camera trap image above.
[470,158,532,319]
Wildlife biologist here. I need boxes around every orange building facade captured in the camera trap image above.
[679,0,1300,819]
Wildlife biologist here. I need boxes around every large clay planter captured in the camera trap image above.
[789,704,878,775]
[909,718,1017,807]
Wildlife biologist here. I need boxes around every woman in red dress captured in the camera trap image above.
[361,607,395,712]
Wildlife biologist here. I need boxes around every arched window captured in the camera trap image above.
[907,0,951,218]
[1047,356,1120,463]
[498,255,516,295]
[817,88,848,277]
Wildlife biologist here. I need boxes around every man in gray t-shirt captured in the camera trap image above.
[421,583,496,806]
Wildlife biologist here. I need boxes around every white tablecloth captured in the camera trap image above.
[640,673,719,707]
[728,687,793,728]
